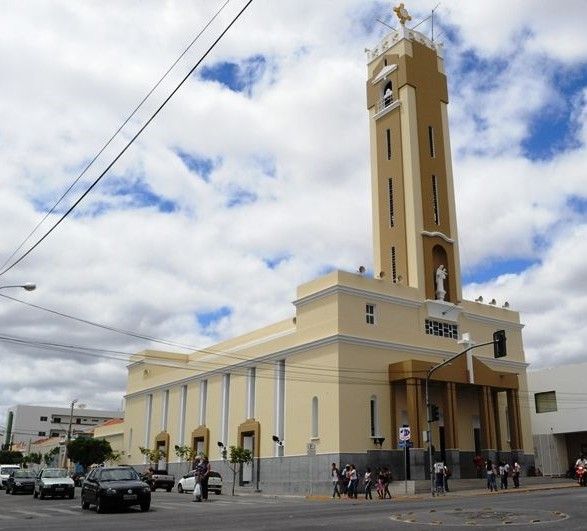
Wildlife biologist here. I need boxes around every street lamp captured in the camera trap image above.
[0,283,36,292]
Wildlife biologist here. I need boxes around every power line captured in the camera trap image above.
[0,0,254,278]
[0,1,232,272]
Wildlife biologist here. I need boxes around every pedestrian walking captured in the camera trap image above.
[331,463,341,498]
[376,468,384,499]
[512,461,521,488]
[433,461,445,495]
[364,468,373,500]
[443,464,451,492]
[348,464,358,499]
[383,467,392,499]
[342,465,350,497]
[486,459,497,492]
[499,461,509,490]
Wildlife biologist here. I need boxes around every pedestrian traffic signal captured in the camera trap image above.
[493,329,507,358]
[429,403,440,422]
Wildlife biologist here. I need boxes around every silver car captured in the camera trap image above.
[34,468,75,499]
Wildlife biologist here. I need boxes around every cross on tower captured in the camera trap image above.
[393,3,412,26]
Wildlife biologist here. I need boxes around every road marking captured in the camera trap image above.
[43,507,80,515]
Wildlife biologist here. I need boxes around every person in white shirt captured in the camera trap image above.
[512,461,521,488]
[433,461,445,495]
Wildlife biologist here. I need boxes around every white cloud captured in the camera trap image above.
[0,0,586,425]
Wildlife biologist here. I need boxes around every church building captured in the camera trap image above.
[120,5,534,494]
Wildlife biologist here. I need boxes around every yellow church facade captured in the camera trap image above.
[119,7,534,494]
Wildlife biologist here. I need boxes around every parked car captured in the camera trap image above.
[0,465,20,489]
[81,466,151,513]
[141,469,175,492]
[5,469,36,494]
[34,468,75,499]
[177,470,222,495]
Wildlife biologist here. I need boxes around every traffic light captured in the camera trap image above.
[493,329,507,358]
[428,403,440,422]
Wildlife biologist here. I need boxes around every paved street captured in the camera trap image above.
[0,485,586,530]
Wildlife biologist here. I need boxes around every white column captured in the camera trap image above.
[221,374,231,445]
[199,380,207,426]
[161,389,169,432]
[246,367,256,419]
[178,385,187,446]
[144,394,153,459]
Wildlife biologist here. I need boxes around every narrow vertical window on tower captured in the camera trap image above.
[428,126,436,158]
[386,129,392,160]
[432,175,440,225]
[388,177,395,227]
[391,246,397,283]
[365,304,375,325]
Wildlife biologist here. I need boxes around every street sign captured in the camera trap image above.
[398,440,413,449]
[399,426,411,441]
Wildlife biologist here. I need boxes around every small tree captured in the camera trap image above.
[66,438,112,470]
[42,447,60,467]
[139,446,167,469]
[226,446,253,496]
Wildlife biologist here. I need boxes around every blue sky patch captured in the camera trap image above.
[197,306,232,329]
[200,55,267,94]
[263,254,291,269]
[462,257,539,284]
[567,195,587,215]
[176,149,216,182]
[227,188,257,207]
[110,179,177,213]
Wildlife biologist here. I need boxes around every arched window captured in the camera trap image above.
[311,396,319,438]
[383,81,393,106]
[370,395,379,437]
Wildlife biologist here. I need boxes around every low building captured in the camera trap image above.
[93,418,125,465]
[529,363,587,476]
[3,404,122,446]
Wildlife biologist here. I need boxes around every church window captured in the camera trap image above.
[370,395,379,437]
[432,175,440,225]
[365,304,375,325]
[428,126,436,157]
[388,178,394,227]
[425,319,458,339]
[391,246,397,283]
[311,396,319,438]
[386,129,392,160]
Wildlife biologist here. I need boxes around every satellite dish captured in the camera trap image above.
[358,266,366,274]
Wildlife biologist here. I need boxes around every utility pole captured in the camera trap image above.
[426,332,507,496]
[63,399,78,468]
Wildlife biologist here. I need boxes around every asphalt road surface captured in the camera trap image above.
[0,485,586,530]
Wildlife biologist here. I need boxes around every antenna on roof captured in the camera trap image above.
[431,3,441,41]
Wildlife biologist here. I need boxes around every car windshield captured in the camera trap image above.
[99,469,139,481]
[42,469,68,478]
[13,470,33,478]
[0,467,19,475]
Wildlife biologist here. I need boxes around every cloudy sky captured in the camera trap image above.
[1,0,586,431]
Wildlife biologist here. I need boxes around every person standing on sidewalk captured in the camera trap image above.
[433,461,445,495]
[331,463,341,498]
[486,459,497,492]
[443,463,451,492]
[512,461,521,488]
[383,467,392,499]
[348,464,358,499]
[499,461,509,490]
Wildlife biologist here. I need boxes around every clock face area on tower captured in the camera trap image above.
[366,22,461,304]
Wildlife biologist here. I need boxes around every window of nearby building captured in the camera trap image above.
[311,396,319,438]
[50,431,59,437]
[425,319,458,339]
[388,178,395,227]
[75,418,81,424]
[391,246,397,283]
[365,304,375,325]
[535,391,557,413]
[386,129,392,160]
[53,417,61,423]
[432,175,440,225]
[428,125,436,157]
[38,431,46,436]
[40,416,47,422]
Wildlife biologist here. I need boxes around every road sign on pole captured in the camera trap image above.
[399,426,411,442]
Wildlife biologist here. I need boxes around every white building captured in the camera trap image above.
[4,405,121,446]
[528,363,587,476]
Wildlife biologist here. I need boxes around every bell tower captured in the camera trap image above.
[366,4,462,303]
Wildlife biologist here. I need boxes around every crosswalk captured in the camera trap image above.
[0,495,305,525]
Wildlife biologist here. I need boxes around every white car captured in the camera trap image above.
[177,470,222,495]
[34,468,75,499]
[0,465,20,489]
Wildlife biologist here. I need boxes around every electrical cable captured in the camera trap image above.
[0,0,231,272]
[0,0,253,278]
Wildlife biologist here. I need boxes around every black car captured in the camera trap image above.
[81,466,151,513]
[5,469,36,495]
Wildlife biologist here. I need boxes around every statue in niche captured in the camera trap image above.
[435,264,447,301]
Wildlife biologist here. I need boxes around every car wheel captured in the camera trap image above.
[95,495,105,514]
[166,486,172,492]
[177,484,183,493]
[140,501,150,512]
[81,495,89,510]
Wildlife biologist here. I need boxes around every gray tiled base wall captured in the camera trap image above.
[140,450,534,496]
